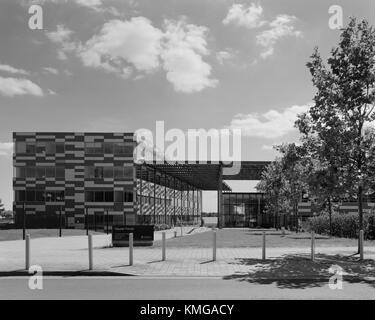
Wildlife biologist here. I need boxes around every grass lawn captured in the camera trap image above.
[0,229,104,241]
[154,228,375,248]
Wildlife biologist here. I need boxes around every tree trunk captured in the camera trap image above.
[358,184,363,252]
[295,202,298,234]
[328,196,332,237]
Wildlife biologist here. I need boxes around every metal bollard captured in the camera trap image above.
[129,233,134,266]
[25,234,30,270]
[311,231,315,261]
[88,234,93,270]
[359,230,364,260]
[213,230,217,261]
[262,232,266,261]
[162,232,166,261]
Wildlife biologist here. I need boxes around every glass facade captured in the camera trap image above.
[223,192,266,227]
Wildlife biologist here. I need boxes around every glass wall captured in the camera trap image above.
[223,192,266,227]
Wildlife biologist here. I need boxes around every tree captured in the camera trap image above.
[256,160,288,229]
[299,18,375,242]
[257,143,308,232]
[0,199,4,217]
[296,114,349,236]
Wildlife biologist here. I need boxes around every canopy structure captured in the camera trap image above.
[135,161,271,191]
[135,160,271,228]
[136,162,230,191]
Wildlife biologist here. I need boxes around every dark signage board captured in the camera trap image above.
[112,225,154,247]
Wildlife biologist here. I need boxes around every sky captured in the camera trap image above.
[0,0,374,210]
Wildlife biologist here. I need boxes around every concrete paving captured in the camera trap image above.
[0,229,374,278]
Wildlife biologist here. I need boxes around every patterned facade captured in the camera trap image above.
[13,132,202,230]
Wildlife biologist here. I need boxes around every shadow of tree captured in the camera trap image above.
[223,253,375,289]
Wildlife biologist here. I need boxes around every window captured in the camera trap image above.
[85,142,103,154]
[104,191,114,202]
[94,191,104,202]
[15,142,26,154]
[114,143,133,155]
[56,167,65,178]
[55,191,65,201]
[103,167,113,179]
[123,167,133,178]
[124,191,133,202]
[56,142,65,153]
[35,190,45,201]
[85,191,94,202]
[36,167,46,178]
[26,190,35,202]
[114,166,124,178]
[94,167,103,179]
[26,167,35,178]
[85,166,95,179]
[26,143,35,154]
[45,142,56,154]
[36,142,45,153]
[114,191,123,202]
[16,190,26,201]
[103,143,113,154]
[15,167,26,178]
[46,167,55,178]
[45,191,56,202]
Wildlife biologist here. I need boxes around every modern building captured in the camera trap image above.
[223,192,267,228]
[13,132,271,230]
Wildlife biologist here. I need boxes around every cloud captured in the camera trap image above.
[228,104,310,139]
[43,67,59,75]
[0,63,29,76]
[161,19,218,93]
[46,25,76,60]
[216,48,237,65]
[0,142,13,156]
[256,14,302,59]
[223,3,265,29]
[79,17,162,77]
[76,16,217,92]
[0,76,44,97]
[222,4,302,59]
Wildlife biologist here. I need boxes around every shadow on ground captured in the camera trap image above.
[223,253,375,289]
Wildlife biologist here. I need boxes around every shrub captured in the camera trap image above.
[307,211,375,239]
[154,224,171,231]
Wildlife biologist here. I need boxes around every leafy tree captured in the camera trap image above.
[299,18,375,240]
[256,160,288,229]
[257,143,308,232]
[0,199,4,217]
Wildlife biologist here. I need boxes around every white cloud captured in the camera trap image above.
[79,17,162,77]
[223,3,265,29]
[0,63,29,76]
[161,19,218,93]
[0,76,44,97]
[0,142,13,156]
[216,48,237,65]
[256,14,302,59]
[46,25,76,60]
[43,67,59,75]
[76,16,217,93]
[228,104,310,139]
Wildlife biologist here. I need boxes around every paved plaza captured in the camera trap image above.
[1,228,374,281]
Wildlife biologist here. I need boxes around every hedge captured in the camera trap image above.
[307,212,375,239]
